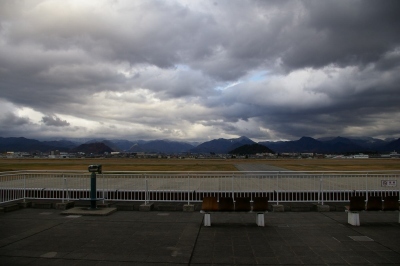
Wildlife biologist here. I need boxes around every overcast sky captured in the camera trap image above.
[1,0,399,142]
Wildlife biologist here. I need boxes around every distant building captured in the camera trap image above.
[49,150,61,159]
[353,154,369,159]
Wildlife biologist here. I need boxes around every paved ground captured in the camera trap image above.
[1,207,400,265]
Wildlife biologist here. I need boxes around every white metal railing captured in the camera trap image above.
[1,170,399,204]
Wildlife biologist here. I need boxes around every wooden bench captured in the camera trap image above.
[345,196,400,226]
[200,196,268,227]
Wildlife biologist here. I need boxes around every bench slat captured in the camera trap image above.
[201,197,218,212]
[366,196,382,211]
[235,197,251,212]
[219,197,234,212]
[383,196,399,211]
[348,196,365,211]
[253,197,269,212]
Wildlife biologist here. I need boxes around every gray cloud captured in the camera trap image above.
[281,1,400,70]
[0,112,30,126]
[41,115,70,127]
[0,0,399,141]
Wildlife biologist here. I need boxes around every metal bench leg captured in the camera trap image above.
[347,211,360,226]
[256,213,264,227]
[204,213,211,226]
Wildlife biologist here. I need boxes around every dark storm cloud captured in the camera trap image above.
[0,112,30,126]
[204,48,400,139]
[41,115,70,127]
[0,109,35,138]
[281,1,400,70]
[0,0,399,141]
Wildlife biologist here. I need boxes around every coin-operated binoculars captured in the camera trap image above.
[88,165,102,209]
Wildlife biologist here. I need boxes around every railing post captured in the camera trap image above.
[145,176,148,205]
[398,173,400,202]
[276,171,280,205]
[62,174,65,203]
[187,174,190,205]
[365,172,368,201]
[232,172,234,200]
[23,174,26,203]
[320,175,324,205]
[66,175,70,202]
[218,175,220,200]
[317,175,319,205]
[102,173,105,204]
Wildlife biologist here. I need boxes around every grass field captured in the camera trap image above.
[0,158,399,172]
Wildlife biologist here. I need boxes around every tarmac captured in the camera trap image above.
[1,205,400,265]
[234,164,290,172]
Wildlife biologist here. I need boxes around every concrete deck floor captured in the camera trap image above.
[1,208,400,265]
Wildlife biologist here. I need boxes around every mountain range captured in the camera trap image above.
[260,136,400,154]
[229,144,275,155]
[0,136,399,154]
[190,136,255,154]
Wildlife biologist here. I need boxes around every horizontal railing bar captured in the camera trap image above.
[1,170,399,204]
[2,170,400,174]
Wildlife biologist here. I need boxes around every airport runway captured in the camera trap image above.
[235,164,290,171]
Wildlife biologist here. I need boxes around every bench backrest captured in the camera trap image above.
[366,196,382,211]
[252,197,269,212]
[383,196,399,211]
[235,197,251,212]
[201,196,269,212]
[219,197,234,211]
[201,197,218,212]
[348,196,366,211]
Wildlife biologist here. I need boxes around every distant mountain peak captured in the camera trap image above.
[190,136,255,154]
[229,143,275,155]
[128,139,194,153]
[299,136,317,140]
[71,142,114,154]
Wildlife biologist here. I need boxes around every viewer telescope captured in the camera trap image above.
[88,164,102,174]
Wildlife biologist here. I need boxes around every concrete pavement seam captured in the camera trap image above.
[187,215,204,265]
